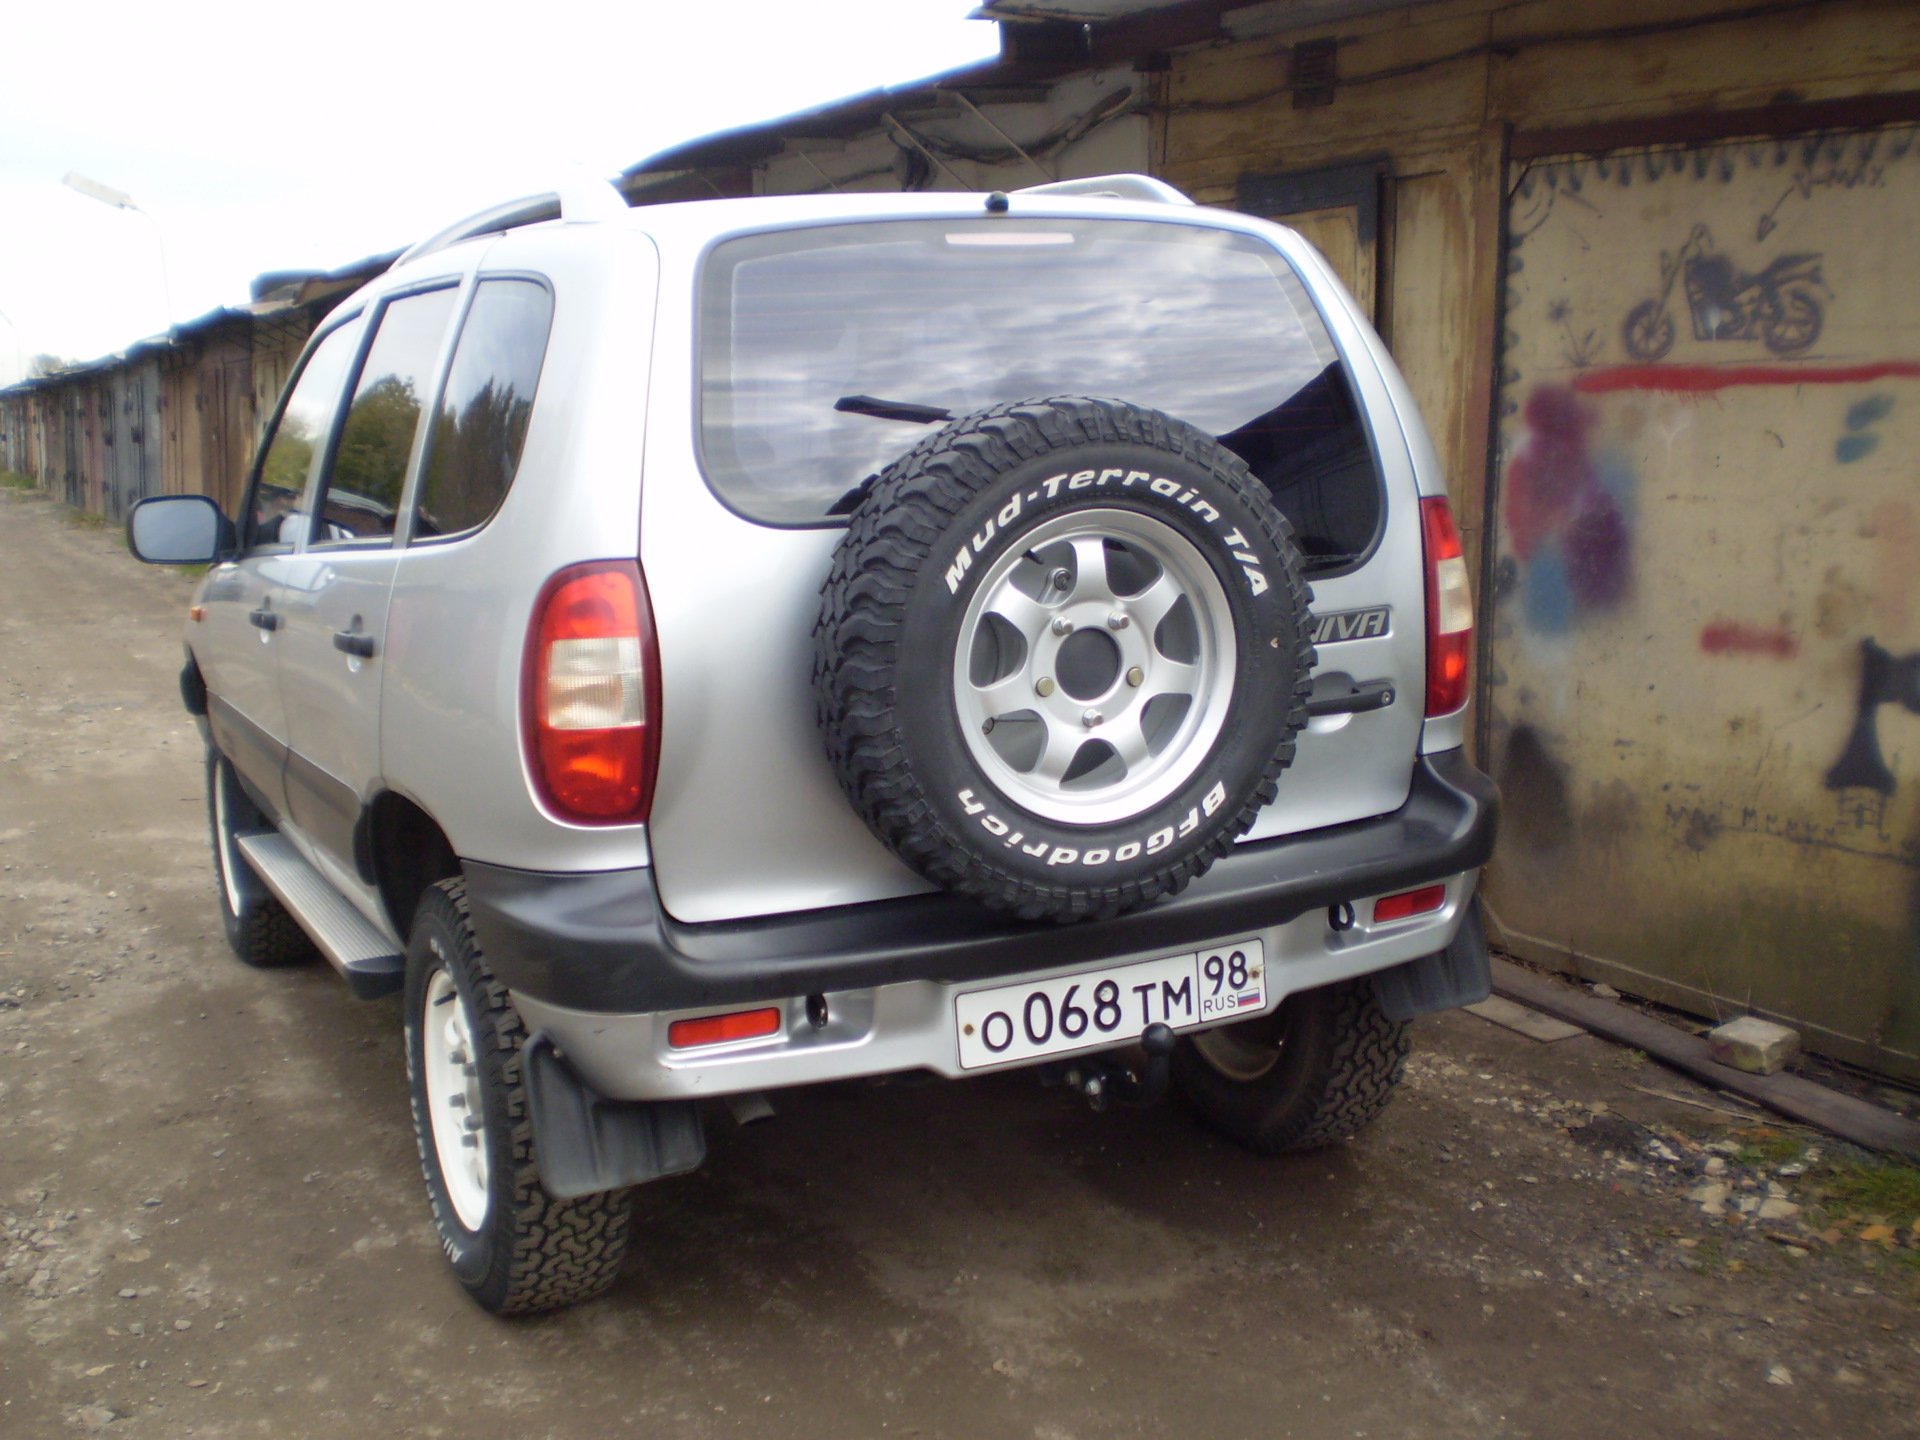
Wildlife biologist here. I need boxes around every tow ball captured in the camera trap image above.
[1045,1023,1178,1112]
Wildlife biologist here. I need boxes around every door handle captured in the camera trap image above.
[332,630,376,659]
[247,607,280,632]
[1305,677,1396,717]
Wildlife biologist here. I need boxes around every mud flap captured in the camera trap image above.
[1371,897,1491,1022]
[523,1033,706,1199]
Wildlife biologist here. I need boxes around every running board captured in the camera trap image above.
[235,832,405,999]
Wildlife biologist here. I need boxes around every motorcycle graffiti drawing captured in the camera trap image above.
[1621,224,1829,361]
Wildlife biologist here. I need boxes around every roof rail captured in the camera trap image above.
[394,194,563,268]
[394,173,632,269]
[1013,174,1194,206]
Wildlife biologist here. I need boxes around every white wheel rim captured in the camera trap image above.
[212,763,244,918]
[422,966,490,1231]
[952,508,1237,826]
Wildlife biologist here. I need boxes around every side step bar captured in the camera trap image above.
[235,832,405,999]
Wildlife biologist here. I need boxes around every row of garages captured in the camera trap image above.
[0,259,389,519]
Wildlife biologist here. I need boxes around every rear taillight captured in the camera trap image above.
[524,560,660,824]
[1420,496,1472,716]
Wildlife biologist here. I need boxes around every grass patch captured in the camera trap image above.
[61,507,108,529]
[1816,1154,1920,1228]
[1732,1126,1804,1166]
[0,469,37,491]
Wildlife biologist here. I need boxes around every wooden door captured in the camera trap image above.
[1238,159,1384,321]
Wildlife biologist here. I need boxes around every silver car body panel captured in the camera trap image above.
[376,225,662,873]
[515,869,1478,1102]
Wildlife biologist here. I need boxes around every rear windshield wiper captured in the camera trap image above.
[835,394,953,425]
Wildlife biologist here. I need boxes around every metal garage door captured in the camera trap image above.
[1483,124,1920,1079]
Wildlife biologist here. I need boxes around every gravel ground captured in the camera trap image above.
[2,486,1917,1439]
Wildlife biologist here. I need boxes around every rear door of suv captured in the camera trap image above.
[641,206,1427,925]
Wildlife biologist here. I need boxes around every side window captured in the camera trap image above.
[246,316,365,551]
[413,278,554,540]
[310,287,459,546]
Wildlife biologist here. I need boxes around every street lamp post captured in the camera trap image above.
[62,171,175,330]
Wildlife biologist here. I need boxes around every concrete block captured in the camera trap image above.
[1707,1016,1800,1076]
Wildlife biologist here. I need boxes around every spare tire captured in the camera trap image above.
[814,396,1314,922]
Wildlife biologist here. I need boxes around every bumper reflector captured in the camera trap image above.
[1373,884,1446,923]
[668,1007,782,1050]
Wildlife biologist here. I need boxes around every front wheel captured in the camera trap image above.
[206,750,315,968]
[1171,977,1409,1153]
[1621,300,1675,361]
[405,879,632,1315]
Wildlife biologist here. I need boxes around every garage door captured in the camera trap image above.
[1483,124,1920,1079]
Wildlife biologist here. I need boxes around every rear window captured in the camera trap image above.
[413,277,553,541]
[698,217,1383,570]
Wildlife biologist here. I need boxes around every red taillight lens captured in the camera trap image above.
[524,560,660,824]
[1420,496,1472,716]
[667,1007,782,1049]
[1373,884,1446,923]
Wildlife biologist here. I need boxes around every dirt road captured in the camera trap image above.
[2,487,1916,1439]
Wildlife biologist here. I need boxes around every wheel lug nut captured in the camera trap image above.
[1107,610,1129,630]
[1126,666,1144,687]
[1050,616,1073,636]
[1036,676,1056,697]
[1082,709,1103,728]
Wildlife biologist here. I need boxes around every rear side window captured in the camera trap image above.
[246,315,364,550]
[413,278,554,540]
[698,218,1383,570]
[312,286,459,546]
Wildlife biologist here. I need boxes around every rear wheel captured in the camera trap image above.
[404,878,632,1315]
[206,750,314,968]
[1763,291,1822,355]
[1172,978,1409,1153]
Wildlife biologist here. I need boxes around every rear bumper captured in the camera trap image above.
[465,747,1496,1016]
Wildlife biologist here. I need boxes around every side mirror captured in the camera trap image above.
[127,495,234,565]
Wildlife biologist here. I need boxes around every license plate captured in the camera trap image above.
[954,939,1266,1070]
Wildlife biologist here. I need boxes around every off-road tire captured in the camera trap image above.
[814,396,1315,923]
[206,749,315,968]
[1171,977,1410,1153]
[404,878,631,1315]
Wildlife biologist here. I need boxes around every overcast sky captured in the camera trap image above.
[0,0,1001,385]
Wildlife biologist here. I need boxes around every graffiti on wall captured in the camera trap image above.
[1621,225,1829,361]
[1500,383,1634,634]
[1826,638,1920,797]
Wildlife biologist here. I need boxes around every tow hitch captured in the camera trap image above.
[1045,1023,1177,1112]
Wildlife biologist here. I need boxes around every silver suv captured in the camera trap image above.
[129,174,1496,1315]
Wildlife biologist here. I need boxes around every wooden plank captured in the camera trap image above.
[1464,995,1586,1042]
[1511,88,1920,159]
[1492,960,1920,1158]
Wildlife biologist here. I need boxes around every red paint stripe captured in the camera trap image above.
[1572,360,1920,395]
[1699,621,1798,659]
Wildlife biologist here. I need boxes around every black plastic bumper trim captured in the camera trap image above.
[464,749,1498,1016]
